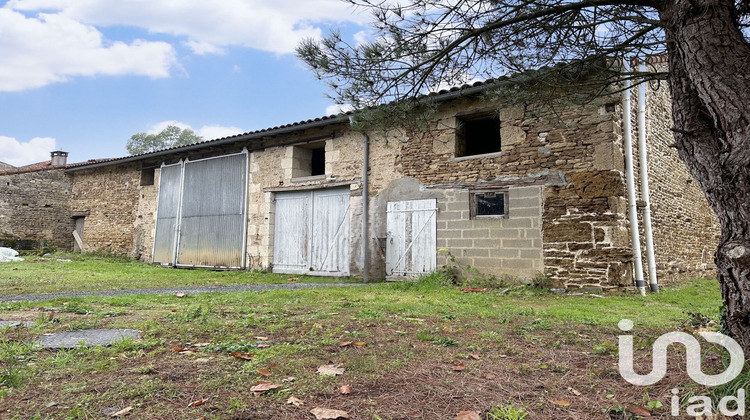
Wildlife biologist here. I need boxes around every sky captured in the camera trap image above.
[0,0,370,166]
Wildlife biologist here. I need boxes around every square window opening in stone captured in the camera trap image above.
[292,142,326,178]
[470,190,508,219]
[455,113,501,157]
[140,168,155,186]
[310,147,325,176]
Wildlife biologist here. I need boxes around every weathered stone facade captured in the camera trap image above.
[67,164,143,256]
[629,58,719,284]
[0,166,73,250]
[0,67,720,288]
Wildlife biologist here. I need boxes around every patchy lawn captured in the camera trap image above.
[0,253,353,295]
[0,261,741,419]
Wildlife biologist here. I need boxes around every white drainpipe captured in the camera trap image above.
[638,61,659,292]
[623,60,646,296]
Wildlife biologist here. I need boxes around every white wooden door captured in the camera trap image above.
[273,188,350,275]
[386,199,437,277]
[311,189,351,273]
[272,191,311,272]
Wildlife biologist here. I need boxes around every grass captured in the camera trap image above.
[0,252,357,295]
[0,257,734,418]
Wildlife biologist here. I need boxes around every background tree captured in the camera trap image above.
[298,0,750,356]
[126,125,203,155]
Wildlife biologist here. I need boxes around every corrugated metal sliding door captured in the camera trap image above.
[177,153,248,268]
[386,199,437,277]
[152,163,183,264]
[273,188,350,275]
[152,151,248,268]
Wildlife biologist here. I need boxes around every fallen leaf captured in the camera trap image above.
[179,350,196,355]
[287,396,304,407]
[339,341,353,347]
[250,381,282,395]
[455,411,480,420]
[352,342,366,347]
[460,288,489,293]
[255,336,269,341]
[110,406,133,417]
[257,343,270,349]
[469,353,480,360]
[627,405,652,417]
[288,277,299,282]
[282,377,297,382]
[192,342,210,347]
[317,363,346,376]
[187,399,206,407]
[231,351,254,360]
[171,346,187,352]
[257,368,272,377]
[407,412,422,418]
[339,384,351,395]
[551,399,571,408]
[174,293,186,298]
[480,372,496,380]
[452,362,466,371]
[567,387,582,396]
[310,407,350,419]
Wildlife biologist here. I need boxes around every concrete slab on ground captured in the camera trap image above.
[0,320,34,328]
[37,329,141,349]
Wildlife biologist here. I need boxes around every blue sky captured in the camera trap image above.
[0,0,368,166]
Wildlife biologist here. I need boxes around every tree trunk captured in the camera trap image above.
[660,0,750,357]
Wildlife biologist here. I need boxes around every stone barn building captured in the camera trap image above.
[0,63,719,290]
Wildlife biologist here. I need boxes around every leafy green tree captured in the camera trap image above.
[298,0,750,356]
[126,125,203,155]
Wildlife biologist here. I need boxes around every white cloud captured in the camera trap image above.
[353,30,372,47]
[7,0,368,55]
[146,120,243,141]
[196,125,243,140]
[0,8,177,91]
[325,104,354,116]
[0,136,56,166]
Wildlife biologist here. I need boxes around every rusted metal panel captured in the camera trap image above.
[386,199,437,277]
[152,163,182,265]
[176,152,248,268]
[273,188,350,275]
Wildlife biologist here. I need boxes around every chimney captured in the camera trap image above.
[50,151,68,167]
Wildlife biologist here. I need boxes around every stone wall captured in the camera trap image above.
[394,95,633,287]
[133,168,159,261]
[0,168,73,250]
[68,164,142,256]
[629,59,719,284]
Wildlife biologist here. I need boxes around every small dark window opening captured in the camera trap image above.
[140,168,155,186]
[456,114,501,157]
[470,191,507,219]
[311,147,325,176]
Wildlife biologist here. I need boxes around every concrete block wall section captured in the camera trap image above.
[436,185,543,279]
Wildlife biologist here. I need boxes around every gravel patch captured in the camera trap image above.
[0,282,369,302]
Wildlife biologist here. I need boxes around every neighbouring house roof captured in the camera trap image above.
[64,78,508,172]
[0,158,112,175]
